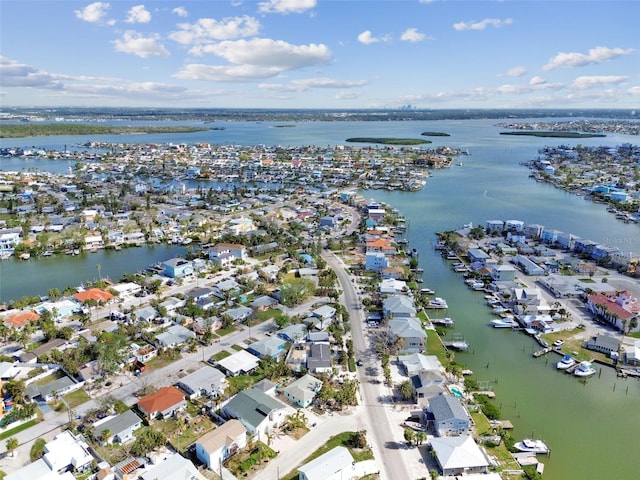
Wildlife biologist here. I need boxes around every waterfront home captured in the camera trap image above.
[282,374,323,408]
[412,371,447,404]
[379,278,408,295]
[399,353,444,376]
[195,419,247,471]
[176,366,227,399]
[383,295,417,319]
[222,387,290,438]
[162,258,194,278]
[583,334,620,356]
[84,233,105,251]
[93,409,143,445]
[365,251,389,272]
[73,288,115,305]
[430,435,490,476]
[512,254,545,275]
[137,386,186,420]
[467,248,490,265]
[388,318,427,354]
[490,264,517,282]
[485,220,504,234]
[428,394,471,437]
[0,230,21,256]
[620,337,640,366]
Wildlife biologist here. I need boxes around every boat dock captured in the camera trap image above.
[532,347,552,358]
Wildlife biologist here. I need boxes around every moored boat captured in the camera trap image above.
[514,439,550,455]
[427,297,448,309]
[556,354,576,370]
[490,318,518,328]
[574,361,597,377]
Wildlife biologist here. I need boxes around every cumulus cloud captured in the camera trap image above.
[169,16,260,45]
[357,31,390,45]
[629,86,640,95]
[499,66,527,78]
[113,31,170,58]
[543,46,635,71]
[0,57,62,89]
[189,38,330,69]
[172,7,188,18]
[175,64,284,82]
[453,18,512,31]
[125,5,151,24]
[400,28,426,43]
[529,76,546,86]
[258,0,316,14]
[571,75,628,90]
[74,2,114,25]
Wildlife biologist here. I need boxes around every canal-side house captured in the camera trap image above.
[428,394,471,437]
[383,295,417,319]
[583,334,620,356]
[430,436,490,477]
[162,258,194,278]
[388,318,427,354]
[195,419,247,471]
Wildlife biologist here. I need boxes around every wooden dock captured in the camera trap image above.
[532,347,552,358]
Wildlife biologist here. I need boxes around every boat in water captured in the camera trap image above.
[490,318,518,328]
[420,287,435,295]
[556,354,576,370]
[574,361,597,377]
[514,439,550,455]
[432,317,455,327]
[427,297,448,309]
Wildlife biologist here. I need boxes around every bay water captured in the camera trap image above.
[1,118,639,478]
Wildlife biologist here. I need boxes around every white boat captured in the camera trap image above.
[514,439,550,455]
[490,318,518,328]
[427,297,448,309]
[574,361,597,377]
[556,354,576,370]
[492,305,507,314]
[432,317,455,326]
[420,288,435,295]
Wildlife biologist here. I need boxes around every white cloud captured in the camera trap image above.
[172,7,188,18]
[358,31,381,45]
[175,64,284,82]
[260,77,367,92]
[629,86,640,95]
[125,5,151,24]
[400,28,426,43]
[453,18,513,31]
[169,16,260,45]
[190,38,330,69]
[258,0,316,14]
[0,57,62,88]
[74,2,112,24]
[499,66,527,78]
[571,75,628,90]
[543,46,635,71]
[529,76,546,86]
[113,31,170,58]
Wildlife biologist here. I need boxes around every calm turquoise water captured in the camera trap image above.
[1,119,639,478]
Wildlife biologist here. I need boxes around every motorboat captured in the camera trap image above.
[514,439,550,454]
[420,288,435,295]
[556,354,576,370]
[574,361,597,377]
[432,317,455,327]
[490,318,518,328]
[427,297,448,309]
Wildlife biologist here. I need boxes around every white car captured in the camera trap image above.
[553,339,564,347]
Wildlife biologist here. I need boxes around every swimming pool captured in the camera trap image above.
[449,386,464,398]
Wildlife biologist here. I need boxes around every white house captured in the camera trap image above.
[195,419,247,471]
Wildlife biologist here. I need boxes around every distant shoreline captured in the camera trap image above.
[500,131,606,138]
[0,124,212,139]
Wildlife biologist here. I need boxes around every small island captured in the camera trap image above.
[421,131,450,137]
[345,137,431,145]
[0,124,212,138]
[499,131,606,138]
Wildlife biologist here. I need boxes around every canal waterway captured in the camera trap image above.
[1,118,639,479]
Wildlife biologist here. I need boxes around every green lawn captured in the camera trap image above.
[211,350,231,362]
[426,329,448,359]
[0,419,39,441]
[63,389,91,408]
[226,374,261,396]
[254,308,281,322]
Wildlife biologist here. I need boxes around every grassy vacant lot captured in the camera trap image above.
[63,389,91,408]
[211,350,232,362]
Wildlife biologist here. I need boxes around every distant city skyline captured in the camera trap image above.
[1,0,638,109]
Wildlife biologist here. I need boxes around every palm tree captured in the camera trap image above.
[6,437,19,457]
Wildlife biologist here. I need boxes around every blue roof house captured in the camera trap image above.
[162,258,194,278]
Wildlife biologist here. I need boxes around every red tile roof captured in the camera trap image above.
[4,310,39,328]
[137,386,184,416]
[73,288,115,303]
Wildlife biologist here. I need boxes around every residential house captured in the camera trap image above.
[297,446,357,480]
[222,388,290,438]
[137,386,186,420]
[139,453,203,480]
[277,323,307,343]
[399,353,444,376]
[365,251,388,272]
[93,410,143,445]
[383,295,417,319]
[25,375,81,403]
[162,258,194,278]
[73,288,115,305]
[412,371,446,404]
[246,336,287,359]
[490,264,516,282]
[136,306,159,323]
[282,374,323,408]
[223,305,253,323]
[388,318,426,353]
[429,394,470,437]
[379,278,408,295]
[155,324,196,348]
[307,343,332,373]
[195,419,247,471]
[176,366,227,399]
[250,295,279,311]
[430,436,490,476]
[19,338,67,364]
[3,309,39,330]
[213,279,242,300]
[215,350,260,377]
[42,430,94,474]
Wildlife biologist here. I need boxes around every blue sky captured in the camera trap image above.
[1,0,638,109]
